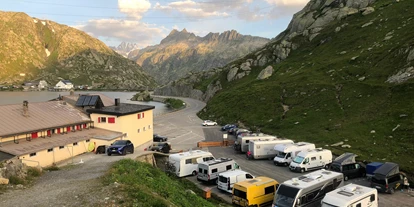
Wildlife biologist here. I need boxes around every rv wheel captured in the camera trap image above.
[192,171,197,176]
[390,188,395,194]
[284,162,289,166]
[324,164,329,169]
[300,168,305,173]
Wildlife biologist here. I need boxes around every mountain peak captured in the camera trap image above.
[169,29,179,35]
[160,29,197,44]
[182,28,188,33]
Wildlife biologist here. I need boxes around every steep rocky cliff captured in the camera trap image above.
[128,29,269,84]
[156,0,414,173]
[0,11,156,89]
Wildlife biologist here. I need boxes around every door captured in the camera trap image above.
[47,130,51,137]
[76,125,81,130]
[57,128,61,134]
[31,132,38,139]
[67,126,71,132]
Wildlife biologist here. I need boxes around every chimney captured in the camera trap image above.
[115,98,120,106]
[23,100,29,117]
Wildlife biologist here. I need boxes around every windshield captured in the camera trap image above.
[330,164,341,172]
[274,185,299,207]
[113,140,127,145]
[321,202,339,207]
[277,152,287,158]
[293,156,305,164]
[218,176,227,183]
[233,189,246,199]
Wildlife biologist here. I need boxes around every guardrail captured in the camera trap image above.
[197,140,235,148]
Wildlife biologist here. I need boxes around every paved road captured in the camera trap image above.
[158,97,414,207]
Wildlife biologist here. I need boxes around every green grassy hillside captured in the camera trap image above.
[198,0,414,173]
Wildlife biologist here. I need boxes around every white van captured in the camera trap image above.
[273,142,316,166]
[217,169,255,193]
[168,150,215,177]
[289,148,332,173]
[322,184,378,207]
[197,157,239,183]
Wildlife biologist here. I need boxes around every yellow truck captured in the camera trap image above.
[232,176,279,207]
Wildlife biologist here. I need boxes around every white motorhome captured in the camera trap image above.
[168,150,215,177]
[247,138,294,160]
[274,142,316,166]
[234,133,276,153]
[217,169,255,193]
[272,169,344,207]
[289,148,332,173]
[321,184,378,207]
[197,157,239,183]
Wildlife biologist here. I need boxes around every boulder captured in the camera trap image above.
[362,7,375,15]
[362,21,374,28]
[227,67,239,82]
[236,72,246,80]
[257,66,274,80]
[240,62,251,71]
[0,177,9,185]
[407,49,414,62]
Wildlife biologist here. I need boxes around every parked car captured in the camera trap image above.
[153,134,168,142]
[221,124,237,131]
[151,142,171,153]
[228,127,239,135]
[329,153,366,181]
[107,140,134,156]
[202,120,217,126]
[371,162,403,194]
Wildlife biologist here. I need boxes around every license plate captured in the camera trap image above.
[112,149,116,152]
[375,186,381,189]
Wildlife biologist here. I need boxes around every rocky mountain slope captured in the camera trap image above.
[110,42,140,58]
[155,0,414,173]
[0,11,156,89]
[128,29,269,84]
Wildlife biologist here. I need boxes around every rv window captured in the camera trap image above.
[212,169,218,173]
[199,168,203,173]
[305,191,318,203]
[233,189,247,199]
[356,203,361,207]
[185,159,192,164]
[370,194,375,202]
[265,186,275,195]
[219,176,227,183]
[204,169,208,174]
[286,153,291,158]
[246,140,249,143]
[246,174,253,179]
[311,157,316,161]
[348,164,356,170]
[320,156,322,160]
[226,165,232,170]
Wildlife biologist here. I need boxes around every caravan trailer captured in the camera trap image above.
[168,150,215,177]
[234,134,276,153]
[289,148,332,173]
[247,138,294,160]
[321,184,378,207]
[272,169,344,207]
[197,157,239,183]
[273,142,316,166]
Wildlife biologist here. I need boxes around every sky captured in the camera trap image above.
[1,0,310,48]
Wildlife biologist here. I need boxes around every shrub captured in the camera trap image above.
[8,176,25,185]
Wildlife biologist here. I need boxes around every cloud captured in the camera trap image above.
[265,0,309,6]
[265,0,310,20]
[74,19,166,47]
[118,0,151,20]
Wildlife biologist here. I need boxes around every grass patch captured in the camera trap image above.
[8,176,25,185]
[103,159,231,207]
[164,98,185,109]
[44,165,60,171]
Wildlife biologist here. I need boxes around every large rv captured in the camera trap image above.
[273,142,316,166]
[272,169,344,207]
[234,133,276,153]
[247,138,294,160]
[197,157,239,183]
[168,150,215,177]
[321,184,378,207]
[289,148,332,173]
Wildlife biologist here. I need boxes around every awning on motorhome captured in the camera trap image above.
[374,162,399,178]
[332,152,357,165]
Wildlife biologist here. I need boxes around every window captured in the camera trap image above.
[226,165,232,170]
[137,129,141,133]
[142,113,145,118]
[137,114,141,119]
[212,168,218,173]
[246,174,254,179]
[320,156,322,160]
[233,189,247,199]
[185,159,192,164]
[99,117,106,123]
[246,140,249,143]
[204,169,208,174]
[59,146,64,149]
[265,186,275,195]
[148,125,151,129]
[143,127,146,131]
[86,139,90,142]
[30,152,36,157]
[388,174,401,183]
[199,168,203,173]
[47,148,53,152]
[311,157,316,161]
[356,204,361,207]
[108,117,115,123]
[73,142,78,146]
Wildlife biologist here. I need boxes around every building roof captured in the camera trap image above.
[0,128,124,156]
[0,151,14,162]
[62,93,115,107]
[86,103,155,116]
[61,80,72,85]
[0,101,91,137]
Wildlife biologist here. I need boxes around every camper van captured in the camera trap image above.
[321,184,378,207]
[168,150,215,177]
[289,148,332,173]
[272,169,344,207]
[234,134,276,153]
[273,142,316,166]
[329,153,366,181]
[197,157,239,183]
[217,169,255,193]
[247,138,294,160]
[233,176,279,207]
[370,162,403,194]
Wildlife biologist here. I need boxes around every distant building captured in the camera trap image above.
[55,80,73,90]
[24,80,48,89]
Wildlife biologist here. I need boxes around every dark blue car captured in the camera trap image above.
[107,140,134,156]
[221,124,237,131]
